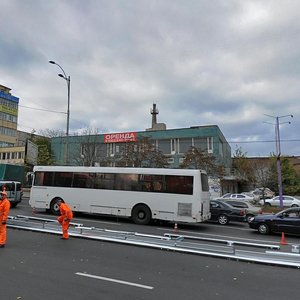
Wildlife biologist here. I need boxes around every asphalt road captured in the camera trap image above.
[1,197,300,300]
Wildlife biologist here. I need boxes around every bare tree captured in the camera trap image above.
[180,146,224,177]
[38,129,65,138]
[69,128,103,166]
[232,146,256,184]
[115,136,169,168]
[252,159,273,203]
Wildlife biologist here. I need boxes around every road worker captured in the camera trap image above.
[57,200,73,240]
[0,191,10,248]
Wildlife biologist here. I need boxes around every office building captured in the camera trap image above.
[51,104,232,174]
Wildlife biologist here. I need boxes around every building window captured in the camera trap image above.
[0,127,17,136]
[179,138,192,154]
[171,139,179,154]
[207,137,213,153]
[157,140,170,154]
[192,137,214,154]
[219,139,224,157]
[107,143,115,157]
[194,137,207,151]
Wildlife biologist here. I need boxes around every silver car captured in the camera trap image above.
[216,193,255,202]
[262,195,300,207]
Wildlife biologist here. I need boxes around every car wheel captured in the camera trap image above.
[218,214,229,225]
[264,203,271,207]
[291,204,299,207]
[258,223,270,235]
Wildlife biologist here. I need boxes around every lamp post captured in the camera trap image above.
[264,114,293,208]
[49,60,71,165]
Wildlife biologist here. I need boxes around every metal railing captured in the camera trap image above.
[7,215,300,268]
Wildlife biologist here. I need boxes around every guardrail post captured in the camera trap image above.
[227,241,235,254]
[291,244,300,254]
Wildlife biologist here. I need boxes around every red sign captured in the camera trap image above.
[104,132,137,143]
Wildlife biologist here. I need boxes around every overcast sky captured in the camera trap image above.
[1,0,299,157]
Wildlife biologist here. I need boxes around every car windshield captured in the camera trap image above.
[276,209,300,218]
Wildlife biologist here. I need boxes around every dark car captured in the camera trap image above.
[248,207,300,235]
[209,200,246,225]
[220,199,262,223]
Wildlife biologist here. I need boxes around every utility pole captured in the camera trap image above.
[49,61,71,165]
[264,114,293,208]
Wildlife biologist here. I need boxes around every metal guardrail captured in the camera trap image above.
[7,215,300,268]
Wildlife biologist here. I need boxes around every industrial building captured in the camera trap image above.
[51,104,232,175]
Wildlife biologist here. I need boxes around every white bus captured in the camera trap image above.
[29,166,211,225]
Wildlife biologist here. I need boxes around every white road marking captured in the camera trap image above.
[75,272,154,290]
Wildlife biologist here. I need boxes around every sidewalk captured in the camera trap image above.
[23,187,30,198]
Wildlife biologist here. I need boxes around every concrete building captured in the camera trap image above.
[0,85,39,167]
[0,84,25,164]
[51,104,232,174]
[0,84,19,146]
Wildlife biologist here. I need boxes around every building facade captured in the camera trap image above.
[50,104,233,198]
[51,104,232,174]
[0,85,26,165]
[52,125,231,172]
[0,85,19,146]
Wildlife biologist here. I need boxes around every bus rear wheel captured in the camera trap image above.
[50,198,63,215]
[132,204,152,225]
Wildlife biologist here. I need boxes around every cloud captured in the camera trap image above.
[0,0,299,156]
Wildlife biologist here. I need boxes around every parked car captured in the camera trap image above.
[215,193,255,202]
[261,195,300,207]
[219,199,262,223]
[251,187,275,199]
[248,207,300,235]
[209,200,246,225]
[0,180,23,208]
[241,192,260,203]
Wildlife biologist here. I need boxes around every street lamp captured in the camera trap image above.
[264,114,293,208]
[49,60,71,165]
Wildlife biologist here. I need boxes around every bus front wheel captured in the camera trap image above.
[132,204,152,225]
[50,198,63,215]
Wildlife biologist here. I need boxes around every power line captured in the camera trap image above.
[228,139,300,144]
[19,104,66,114]
[16,105,300,144]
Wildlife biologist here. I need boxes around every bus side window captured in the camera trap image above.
[34,172,44,186]
[153,181,162,192]
[142,182,152,192]
[54,172,72,187]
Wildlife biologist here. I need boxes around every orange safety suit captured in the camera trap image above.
[0,197,10,246]
[57,202,73,239]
